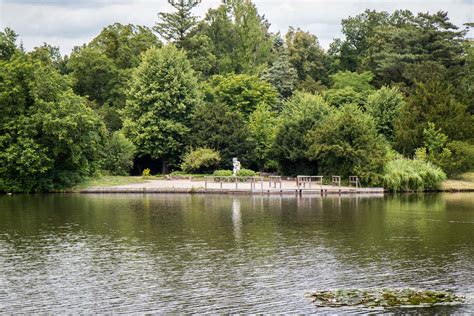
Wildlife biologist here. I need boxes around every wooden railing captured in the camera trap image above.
[349,176,360,188]
[296,176,323,189]
[204,176,264,190]
[269,176,282,189]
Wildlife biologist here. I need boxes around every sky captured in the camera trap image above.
[0,0,473,55]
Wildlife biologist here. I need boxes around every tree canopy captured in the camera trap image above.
[1,3,473,191]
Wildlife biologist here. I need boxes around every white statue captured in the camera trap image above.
[232,158,241,176]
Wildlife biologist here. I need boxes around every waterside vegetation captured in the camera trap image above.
[1,1,472,193]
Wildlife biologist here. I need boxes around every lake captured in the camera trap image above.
[0,193,473,313]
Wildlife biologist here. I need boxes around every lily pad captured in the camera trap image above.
[308,289,465,308]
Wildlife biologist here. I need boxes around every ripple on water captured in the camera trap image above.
[0,194,473,313]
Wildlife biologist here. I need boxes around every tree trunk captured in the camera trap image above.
[162,159,169,174]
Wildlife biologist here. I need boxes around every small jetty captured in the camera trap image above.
[80,176,385,195]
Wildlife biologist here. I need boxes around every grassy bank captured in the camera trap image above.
[441,172,474,191]
[68,172,474,193]
[69,176,152,192]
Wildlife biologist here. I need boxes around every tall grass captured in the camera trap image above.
[383,158,446,192]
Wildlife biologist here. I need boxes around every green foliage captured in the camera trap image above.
[237,168,257,177]
[330,71,374,92]
[248,103,278,170]
[306,103,388,183]
[365,11,467,86]
[394,73,473,155]
[285,27,330,87]
[68,46,120,106]
[444,141,474,176]
[330,10,390,72]
[122,45,199,173]
[0,53,106,192]
[272,92,332,175]
[204,74,277,115]
[198,0,273,74]
[323,87,366,108]
[180,148,221,173]
[142,168,151,177]
[89,23,161,69]
[365,86,405,141]
[0,28,18,60]
[67,23,160,131]
[154,0,201,45]
[261,53,298,99]
[415,123,474,176]
[102,132,136,176]
[213,169,233,177]
[190,102,254,168]
[382,157,446,191]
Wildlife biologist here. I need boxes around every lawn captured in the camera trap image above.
[441,172,474,191]
[70,175,152,192]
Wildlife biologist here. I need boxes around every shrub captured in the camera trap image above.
[306,103,388,184]
[181,148,221,174]
[444,141,474,176]
[102,131,135,176]
[415,123,474,176]
[213,170,233,177]
[237,168,257,177]
[382,157,446,192]
[142,168,151,177]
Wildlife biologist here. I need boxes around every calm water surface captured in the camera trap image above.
[0,193,473,313]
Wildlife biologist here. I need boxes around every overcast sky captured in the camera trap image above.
[1,0,472,55]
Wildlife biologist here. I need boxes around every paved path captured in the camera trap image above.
[81,179,385,195]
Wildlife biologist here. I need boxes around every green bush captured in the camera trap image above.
[306,103,388,184]
[181,148,221,174]
[237,168,257,177]
[382,157,446,192]
[142,168,151,177]
[102,131,135,176]
[212,170,233,177]
[444,141,474,176]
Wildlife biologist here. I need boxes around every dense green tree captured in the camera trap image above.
[68,46,119,106]
[330,71,374,92]
[285,27,330,90]
[122,45,199,173]
[306,103,388,183]
[459,39,474,113]
[261,53,298,99]
[68,24,161,130]
[0,28,19,60]
[154,0,201,46]
[323,87,366,108]
[272,92,332,175]
[102,131,136,176]
[365,11,467,85]
[394,71,473,155]
[190,102,254,168]
[0,52,106,192]
[322,71,374,108]
[248,103,278,170]
[329,10,389,72]
[30,43,68,74]
[415,123,474,176]
[198,0,274,74]
[366,86,405,142]
[204,74,277,116]
[89,23,161,69]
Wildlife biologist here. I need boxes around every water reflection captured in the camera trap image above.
[231,199,242,242]
[0,193,472,313]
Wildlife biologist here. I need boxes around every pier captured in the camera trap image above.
[80,176,385,195]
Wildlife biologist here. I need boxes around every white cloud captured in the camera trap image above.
[0,0,472,55]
